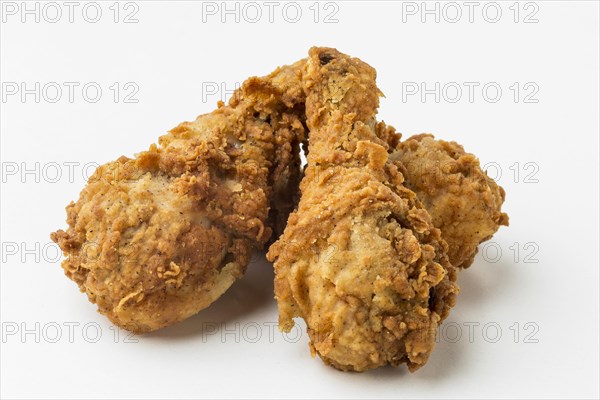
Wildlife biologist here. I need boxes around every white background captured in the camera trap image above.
[1,1,599,399]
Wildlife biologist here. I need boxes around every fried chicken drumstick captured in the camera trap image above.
[51,61,306,333]
[267,48,459,372]
[392,134,508,268]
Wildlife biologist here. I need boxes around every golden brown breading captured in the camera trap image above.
[267,48,458,372]
[391,134,508,268]
[51,61,306,333]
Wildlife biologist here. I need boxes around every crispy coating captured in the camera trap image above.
[391,134,509,268]
[51,61,306,333]
[267,48,458,372]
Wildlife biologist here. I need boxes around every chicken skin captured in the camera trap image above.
[267,48,459,372]
[51,61,306,333]
[391,134,508,268]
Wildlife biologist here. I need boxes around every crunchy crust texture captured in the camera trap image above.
[392,134,509,268]
[51,61,306,333]
[267,48,458,372]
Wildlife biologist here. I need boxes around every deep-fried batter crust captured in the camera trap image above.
[267,48,458,372]
[392,134,509,268]
[51,61,306,333]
